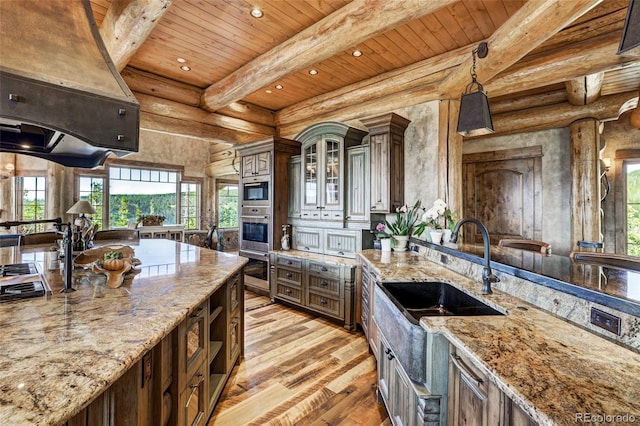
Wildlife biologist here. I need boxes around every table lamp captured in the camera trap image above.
[67,200,97,249]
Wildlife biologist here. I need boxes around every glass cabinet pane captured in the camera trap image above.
[304,143,318,206]
[325,139,340,206]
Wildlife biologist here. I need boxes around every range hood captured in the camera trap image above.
[0,0,139,168]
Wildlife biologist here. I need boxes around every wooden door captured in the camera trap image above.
[462,147,542,245]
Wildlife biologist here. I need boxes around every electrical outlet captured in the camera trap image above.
[440,254,448,265]
[590,307,621,336]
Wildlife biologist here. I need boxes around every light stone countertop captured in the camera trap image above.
[358,250,640,426]
[0,239,247,426]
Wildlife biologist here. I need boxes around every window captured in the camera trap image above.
[627,162,640,256]
[181,182,200,230]
[16,176,47,232]
[109,166,178,227]
[217,182,238,228]
[78,176,105,230]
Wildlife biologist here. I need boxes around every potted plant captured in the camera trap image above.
[137,214,166,227]
[422,199,456,244]
[385,200,426,251]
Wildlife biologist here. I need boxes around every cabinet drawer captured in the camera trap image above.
[320,210,344,221]
[241,206,269,216]
[276,256,303,270]
[274,283,303,303]
[307,292,342,318]
[308,261,340,277]
[324,229,358,257]
[227,273,242,315]
[308,275,341,297]
[276,267,302,284]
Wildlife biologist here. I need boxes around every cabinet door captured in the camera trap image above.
[255,151,271,176]
[292,226,322,253]
[302,141,320,211]
[323,137,344,212]
[242,155,256,178]
[178,362,206,426]
[392,358,415,426]
[377,334,394,407]
[288,156,301,218]
[324,228,358,257]
[369,133,389,212]
[346,146,369,222]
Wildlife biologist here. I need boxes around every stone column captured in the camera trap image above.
[0,153,16,221]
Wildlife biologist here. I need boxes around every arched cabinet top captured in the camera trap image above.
[295,121,368,148]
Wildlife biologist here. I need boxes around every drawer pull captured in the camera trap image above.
[450,353,484,388]
[285,288,292,294]
[387,353,395,361]
[320,280,328,287]
[321,266,328,272]
[286,260,293,265]
[385,348,391,355]
[304,246,310,251]
[320,297,328,305]
[338,251,344,255]
[186,373,204,407]
[286,272,293,278]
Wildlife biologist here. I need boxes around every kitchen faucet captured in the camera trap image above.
[450,218,499,294]
[0,217,75,293]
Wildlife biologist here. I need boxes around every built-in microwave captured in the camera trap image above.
[242,177,269,204]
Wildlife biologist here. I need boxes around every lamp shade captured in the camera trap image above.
[67,200,96,215]
[457,90,494,137]
[618,0,640,56]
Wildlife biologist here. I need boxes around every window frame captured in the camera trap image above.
[216,179,239,229]
[15,175,47,233]
[76,174,107,231]
[180,179,203,230]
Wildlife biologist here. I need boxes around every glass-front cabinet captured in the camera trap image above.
[301,135,345,221]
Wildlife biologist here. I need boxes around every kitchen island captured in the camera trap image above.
[0,239,247,425]
[359,249,640,426]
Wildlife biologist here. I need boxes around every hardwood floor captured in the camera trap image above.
[208,291,391,425]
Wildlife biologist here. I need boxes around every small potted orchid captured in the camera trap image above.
[372,222,390,250]
[384,200,427,251]
[421,199,456,244]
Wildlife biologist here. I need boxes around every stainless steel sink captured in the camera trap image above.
[380,281,505,324]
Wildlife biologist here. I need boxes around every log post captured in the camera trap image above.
[0,153,16,221]
[438,100,463,223]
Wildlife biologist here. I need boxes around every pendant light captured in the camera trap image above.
[456,42,494,137]
[618,0,640,57]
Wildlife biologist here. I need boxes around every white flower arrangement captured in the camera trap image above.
[421,199,456,231]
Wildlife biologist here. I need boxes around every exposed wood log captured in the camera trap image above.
[99,0,173,72]
[278,32,627,137]
[631,108,640,129]
[565,72,604,105]
[204,159,239,178]
[209,147,237,163]
[201,0,457,112]
[122,67,201,106]
[490,89,567,114]
[438,100,463,220]
[490,91,638,136]
[135,92,274,139]
[438,0,603,98]
[139,112,260,144]
[217,102,276,128]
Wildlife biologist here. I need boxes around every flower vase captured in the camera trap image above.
[429,230,443,245]
[380,238,392,252]
[393,235,409,251]
[442,229,453,245]
[373,239,382,250]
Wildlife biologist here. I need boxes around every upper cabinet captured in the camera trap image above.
[241,151,271,178]
[361,113,411,213]
[295,122,367,223]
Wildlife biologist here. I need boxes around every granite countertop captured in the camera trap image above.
[0,239,247,426]
[270,249,357,267]
[358,250,640,426]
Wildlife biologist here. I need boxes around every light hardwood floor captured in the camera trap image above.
[208,291,391,425]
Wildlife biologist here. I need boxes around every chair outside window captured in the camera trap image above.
[0,234,22,247]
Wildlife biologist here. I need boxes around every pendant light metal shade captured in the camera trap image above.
[618,0,640,56]
[456,42,494,137]
[457,90,494,137]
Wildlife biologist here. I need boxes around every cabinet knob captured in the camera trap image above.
[385,348,391,355]
[286,260,293,265]
[286,272,292,278]
[285,288,292,294]
[320,298,327,305]
[320,280,328,287]
[304,246,310,251]
[321,266,328,272]
[387,353,395,361]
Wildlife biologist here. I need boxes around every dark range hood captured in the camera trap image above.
[0,0,140,168]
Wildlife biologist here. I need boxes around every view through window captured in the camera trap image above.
[16,176,46,232]
[217,182,238,228]
[78,176,105,230]
[628,162,640,256]
[181,182,200,230]
[109,167,178,227]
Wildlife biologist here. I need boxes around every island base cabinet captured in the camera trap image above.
[447,345,538,426]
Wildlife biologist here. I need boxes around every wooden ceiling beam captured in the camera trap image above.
[438,0,603,98]
[200,0,457,112]
[99,0,173,72]
[565,72,605,105]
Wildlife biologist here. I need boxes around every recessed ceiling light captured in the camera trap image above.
[20,144,30,149]
[177,57,186,63]
[275,84,283,90]
[309,69,318,75]
[266,89,272,94]
[250,8,263,18]
[180,65,191,71]
[352,50,363,57]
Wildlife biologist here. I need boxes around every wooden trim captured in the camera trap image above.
[106,158,185,173]
[615,149,640,160]
[462,146,542,164]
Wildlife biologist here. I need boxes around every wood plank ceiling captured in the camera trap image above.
[88,0,640,145]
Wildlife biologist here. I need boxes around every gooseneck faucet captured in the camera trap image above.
[450,218,499,294]
[0,217,75,293]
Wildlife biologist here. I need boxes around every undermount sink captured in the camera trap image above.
[380,281,505,324]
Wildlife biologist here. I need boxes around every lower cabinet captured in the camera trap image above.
[67,272,244,426]
[359,258,379,359]
[377,326,443,426]
[447,345,538,426]
[291,227,371,258]
[270,252,356,330]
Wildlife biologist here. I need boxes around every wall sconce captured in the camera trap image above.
[618,0,640,56]
[456,42,494,137]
